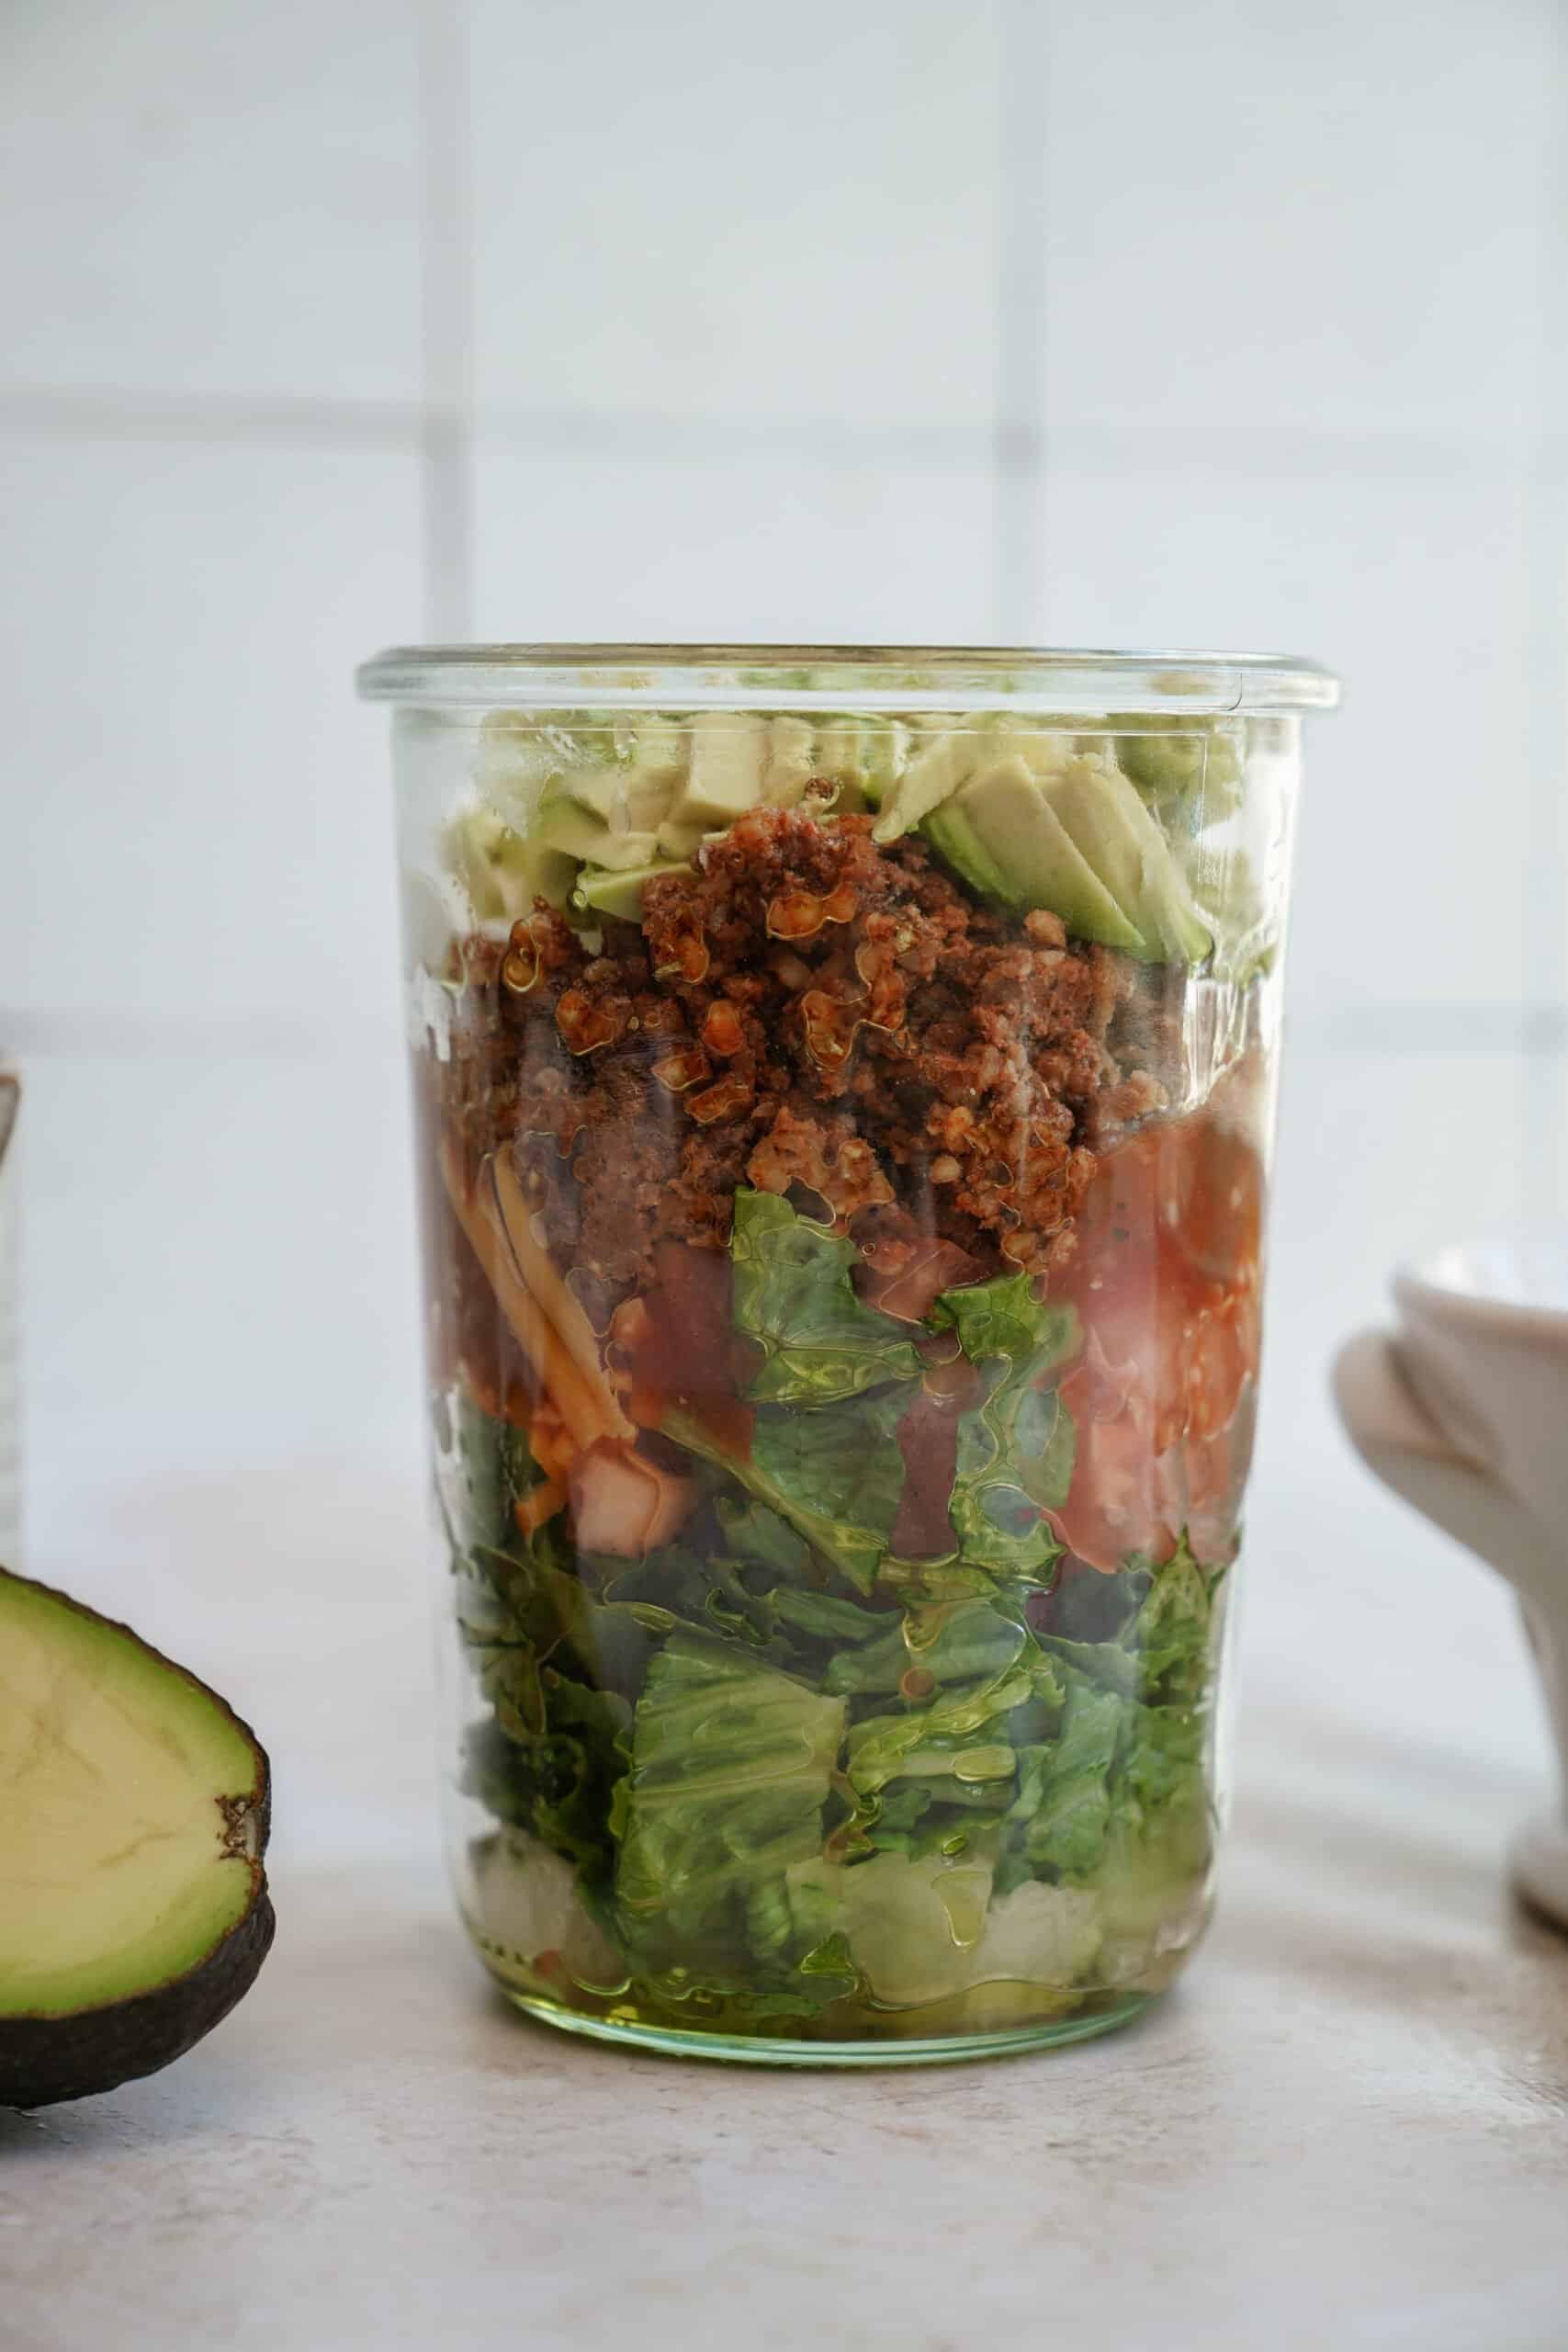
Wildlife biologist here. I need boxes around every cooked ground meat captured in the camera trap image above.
[435,804,1162,1301]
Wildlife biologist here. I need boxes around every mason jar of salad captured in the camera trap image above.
[359,645,1337,2064]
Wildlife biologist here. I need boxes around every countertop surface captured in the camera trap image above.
[6,1429,1568,2352]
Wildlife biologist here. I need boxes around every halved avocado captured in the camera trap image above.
[0,1567,274,2108]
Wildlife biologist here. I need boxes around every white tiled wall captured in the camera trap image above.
[2,0,1565,1593]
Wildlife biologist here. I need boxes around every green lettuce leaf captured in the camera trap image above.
[446,1388,545,1555]
[665,1385,911,1594]
[463,1667,633,1887]
[714,1494,814,1581]
[767,1585,896,1646]
[615,1631,847,1984]
[859,1782,937,1856]
[1125,1535,1219,1702]
[1001,1671,1123,1881]
[731,1189,923,1404]
[824,1591,1039,1698]
[999,1542,1224,1904]
[844,1603,1057,1798]
[927,1273,1079,1577]
[1037,1533,1222,1707]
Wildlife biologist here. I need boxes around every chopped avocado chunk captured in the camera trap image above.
[0,1567,274,2108]
[922,754,1213,965]
[917,797,1017,906]
[446,805,578,917]
[1112,718,1243,819]
[534,800,663,869]
[574,859,694,922]
[815,716,909,808]
[761,718,817,808]
[1045,758,1213,964]
[870,723,973,842]
[924,755,1146,953]
[978,723,1077,785]
[618,714,687,790]
[671,712,766,828]
[555,715,687,832]
[559,763,676,834]
[657,818,709,862]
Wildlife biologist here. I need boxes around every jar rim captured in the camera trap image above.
[355,642,1338,716]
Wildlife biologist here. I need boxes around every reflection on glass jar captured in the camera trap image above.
[360,646,1337,2065]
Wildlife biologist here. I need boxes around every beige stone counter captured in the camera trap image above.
[6,1442,1568,2350]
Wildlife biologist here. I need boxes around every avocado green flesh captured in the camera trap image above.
[575,859,694,921]
[1047,763,1213,964]
[446,808,578,916]
[923,757,1146,953]
[0,1570,268,2022]
[920,799,1021,906]
[447,714,1220,965]
[535,805,665,868]
[921,754,1212,965]
[671,712,767,828]
[1111,719,1243,817]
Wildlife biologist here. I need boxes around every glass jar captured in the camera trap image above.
[358,645,1337,2064]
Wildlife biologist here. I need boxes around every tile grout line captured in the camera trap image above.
[0,385,430,449]
[1,386,1562,487]
[993,0,1051,639]
[1519,14,1568,1229]
[417,0,476,641]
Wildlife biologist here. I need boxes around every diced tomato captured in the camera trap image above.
[890,1372,980,1559]
[607,1242,757,1457]
[1050,1114,1262,1570]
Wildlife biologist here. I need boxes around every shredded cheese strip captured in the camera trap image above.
[436,1136,613,1452]
[515,1477,567,1536]
[490,1152,636,1442]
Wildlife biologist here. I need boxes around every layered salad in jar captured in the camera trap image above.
[412,687,1287,2054]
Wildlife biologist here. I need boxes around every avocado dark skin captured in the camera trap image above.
[0,1571,276,2110]
[0,1893,276,2109]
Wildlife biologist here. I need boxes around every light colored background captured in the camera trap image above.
[4,10,1568,2340]
[6,0,1567,1630]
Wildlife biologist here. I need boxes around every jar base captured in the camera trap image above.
[497,1985,1156,2067]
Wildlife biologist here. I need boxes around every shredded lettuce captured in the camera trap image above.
[928,1274,1078,1577]
[730,1189,924,1403]
[1000,1672,1123,1881]
[998,1540,1224,1904]
[666,1385,911,1595]
[446,1213,1228,2033]
[614,1631,847,1989]
[844,1600,1055,1800]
